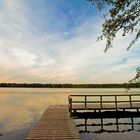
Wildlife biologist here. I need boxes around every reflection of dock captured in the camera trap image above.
[26,105,80,140]
[68,94,140,134]
[76,118,140,133]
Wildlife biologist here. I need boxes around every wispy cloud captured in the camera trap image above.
[0,0,139,83]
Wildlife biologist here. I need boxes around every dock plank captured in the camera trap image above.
[26,105,80,140]
[72,103,140,110]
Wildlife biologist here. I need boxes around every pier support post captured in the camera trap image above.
[131,117,134,130]
[116,118,119,131]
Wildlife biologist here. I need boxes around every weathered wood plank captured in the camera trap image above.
[26,105,80,140]
[72,103,140,110]
[69,94,140,112]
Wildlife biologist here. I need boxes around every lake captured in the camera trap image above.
[0,88,140,140]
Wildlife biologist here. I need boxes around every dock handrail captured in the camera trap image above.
[68,94,140,116]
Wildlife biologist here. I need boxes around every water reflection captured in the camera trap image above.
[0,90,69,139]
[0,88,140,140]
[76,117,140,134]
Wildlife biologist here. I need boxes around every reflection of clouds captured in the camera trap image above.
[0,90,68,133]
[0,88,140,134]
[0,95,36,133]
[0,102,33,132]
[2,126,32,140]
[81,131,140,140]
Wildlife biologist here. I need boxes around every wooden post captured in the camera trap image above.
[68,96,70,112]
[68,97,72,117]
[131,117,134,130]
[85,119,87,132]
[101,118,103,130]
[116,118,119,131]
[129,95,132,108]
[85,96,87,109]
[100,96,102,109]
[115,95,118,110]
[123,108,125,112]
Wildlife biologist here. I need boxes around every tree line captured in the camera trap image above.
[0,83,139,88]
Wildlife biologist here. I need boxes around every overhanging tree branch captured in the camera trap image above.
[87,0,140,82]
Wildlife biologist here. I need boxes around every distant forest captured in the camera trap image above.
[0,83,140,88]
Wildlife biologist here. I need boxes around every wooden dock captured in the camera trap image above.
[67,94,140,133]
[26,105,80,140]
[68,94,140,118]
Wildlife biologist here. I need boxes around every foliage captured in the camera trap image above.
[87,0,140,51]
[129,67,140,83]
[0,83,140,88]
[87,0,140,82]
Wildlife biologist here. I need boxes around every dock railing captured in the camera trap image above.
[68,94,140,117]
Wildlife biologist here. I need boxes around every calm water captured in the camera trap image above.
[0,88,140,140]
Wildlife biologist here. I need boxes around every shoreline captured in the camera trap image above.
[0,83,140,88]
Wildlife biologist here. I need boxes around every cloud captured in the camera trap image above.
[0,0,139,83]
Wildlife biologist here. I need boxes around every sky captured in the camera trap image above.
[0,0,139,84]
